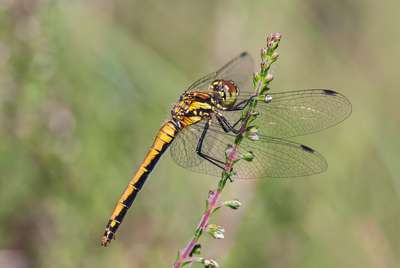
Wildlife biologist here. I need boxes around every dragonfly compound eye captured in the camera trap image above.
[211,79,238,107]
[221,80,238,107]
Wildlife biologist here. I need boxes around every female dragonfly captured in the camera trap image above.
[101,52,351,246]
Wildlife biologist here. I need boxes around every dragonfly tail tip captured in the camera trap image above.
[101,237,111,247]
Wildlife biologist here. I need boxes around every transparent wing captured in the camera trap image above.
[210,89,351,138]
[170,124,327,179]
[185,72,216,93]
[169,124,208,169]
[185,52,254,94]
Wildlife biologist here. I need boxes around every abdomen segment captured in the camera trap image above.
[101,120,178,246]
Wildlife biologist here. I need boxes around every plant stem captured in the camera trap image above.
[173,186,223,268]
[173,32,281,268]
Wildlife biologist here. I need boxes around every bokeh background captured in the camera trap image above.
[1,1,399,267]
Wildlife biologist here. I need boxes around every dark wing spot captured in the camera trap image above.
[323,89,337,96]
[300,144,315,153]
[240,51,248,57]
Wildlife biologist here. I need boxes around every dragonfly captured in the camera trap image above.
[101,52,351,246]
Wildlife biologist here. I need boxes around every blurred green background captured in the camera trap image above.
[1,1,399,267]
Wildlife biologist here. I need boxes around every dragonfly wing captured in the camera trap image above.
[234,135,328,179]
[235,89,352,138]
[170,123,222,177]
[215,52,254,95]
[185,72,217,93]
[170,123,327,179]
[185,52,254,94]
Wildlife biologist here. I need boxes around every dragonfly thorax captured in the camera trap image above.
[171,79,239,128]
[171,92,214,128]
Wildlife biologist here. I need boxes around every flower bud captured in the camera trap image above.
[225,145,239,161]
[260,47,267,57]
[203,258,219,268]
[248,126,258,133]
[264,94,272,103]
[266,73,274,82]
[271,51,280,61]
[223,199,242,209]
[207,224,225,239]
[267,33,282,49]
[246,126,259,141]
[248,132,259,141]
[260,60,267,71]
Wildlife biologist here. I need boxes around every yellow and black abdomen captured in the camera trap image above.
[101,120,179,246]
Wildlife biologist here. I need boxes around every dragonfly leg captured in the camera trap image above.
[231,117,243,128]
[216,114,241,134]
[196,120,225,169]
[216,115,231,133]
[228,95,255,111]
[218,96,254,131]
[219,95,258,131]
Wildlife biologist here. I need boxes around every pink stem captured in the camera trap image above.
[173,189,221,268]
[173,33,281,267]
[173,148,238,268]
[173,96,249,268]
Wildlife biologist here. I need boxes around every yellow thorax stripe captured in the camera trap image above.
[189,101,212,111]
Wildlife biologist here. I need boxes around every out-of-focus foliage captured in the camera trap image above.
[0,1,399,267]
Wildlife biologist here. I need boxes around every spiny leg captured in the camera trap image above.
[217,96,255,132]
[228,95,255,111]
[216,114,242,134]
[196,120,225,169]
[216,115,231,133]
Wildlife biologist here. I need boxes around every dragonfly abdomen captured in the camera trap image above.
[101,120,179,246]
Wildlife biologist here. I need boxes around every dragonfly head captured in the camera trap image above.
[210,79,239,108]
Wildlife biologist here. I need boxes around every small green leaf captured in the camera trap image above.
[253,72,261,88]
[242,151,254,161]
[247,125,258,134]
[181,262,190,267]
[182,257,201,267]
[250,111,259,116]
[218,177,227,189]
[191,244,201,256]
[194,227,203,238]
[211,205,221,215]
